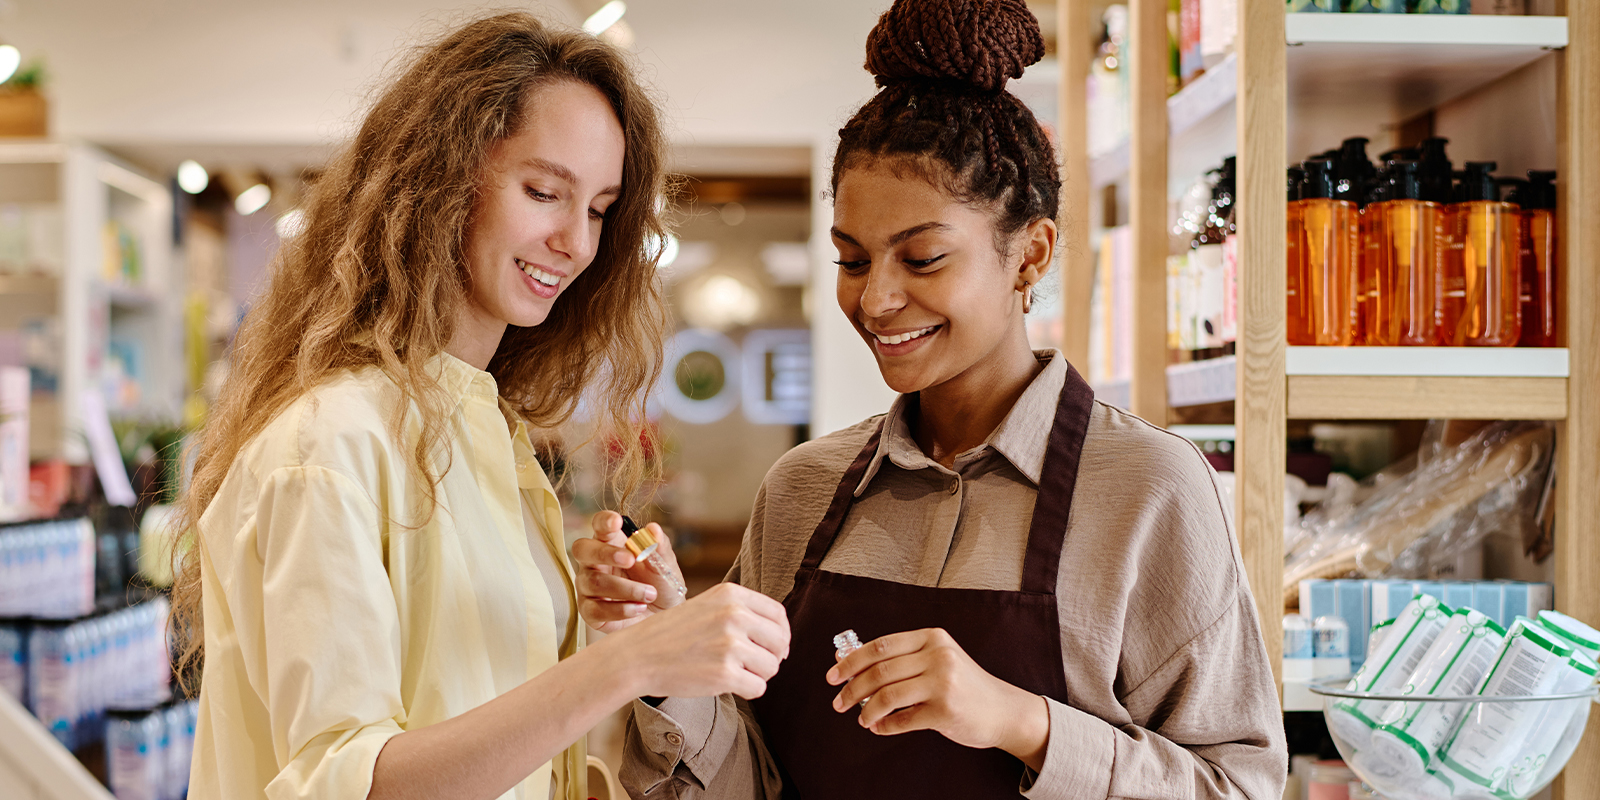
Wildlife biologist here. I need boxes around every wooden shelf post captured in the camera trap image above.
[1554,3,1600,799]
[1059,0,1093,372]
[1235,0,1287,684]
[1129,0,1169,427]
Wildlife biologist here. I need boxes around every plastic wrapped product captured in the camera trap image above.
[1366,609,1506,779]
[1331,594,1450,751]
[1437,619,1579,794]
[1536,610,1600,662]
[1285,614,1314,659]
[1367,618,1395,661]
[1499,653,1597,798]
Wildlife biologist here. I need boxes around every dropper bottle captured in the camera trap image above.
[1518,170,1558,347]
[1293,158,1359,346]
[1367,162,1443,346]
[621,516,687,598]
[1449,162,1521,347]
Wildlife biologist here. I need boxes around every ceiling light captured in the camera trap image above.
[176,160,209,194]
[235,183,272,216]
[0,45,19,85]
[583,1,626,35]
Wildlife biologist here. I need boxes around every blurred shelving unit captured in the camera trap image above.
[1060,3,1599,797]
[0,140,179,464]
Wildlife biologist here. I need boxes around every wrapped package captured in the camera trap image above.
[1285,421,1554,610]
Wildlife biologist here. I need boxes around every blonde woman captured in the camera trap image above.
[170,14,789,800]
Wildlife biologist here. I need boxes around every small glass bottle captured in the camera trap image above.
[1293,159,1359,346]
[1449,162,1522,347]
[1518,170,1559,347]
[620,517,686,598]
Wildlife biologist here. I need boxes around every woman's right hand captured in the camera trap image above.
[607,582,792,700]
[574,511,685,633]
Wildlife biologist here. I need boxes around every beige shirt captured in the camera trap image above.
[622,351,1286,800]
[189,354,585,800]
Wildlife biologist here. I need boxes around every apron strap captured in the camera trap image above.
[1020,363,1096,594]
[799,424,884,570]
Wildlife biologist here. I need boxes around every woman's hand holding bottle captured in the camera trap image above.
[576,511,792,700]
[824,628,1051,770]
[574,511,685,632]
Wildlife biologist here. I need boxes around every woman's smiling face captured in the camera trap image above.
[832,160,1039,395]
[460,79,625,340]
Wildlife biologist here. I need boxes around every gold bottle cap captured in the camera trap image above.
[625,529,659,558]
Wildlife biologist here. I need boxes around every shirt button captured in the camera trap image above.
[949,479,960,495]
[665,732,683,747]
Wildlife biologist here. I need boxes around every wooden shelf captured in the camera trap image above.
[1060,4,1600,794]
[1287,375,1567,420]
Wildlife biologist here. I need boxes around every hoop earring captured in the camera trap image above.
[1021,283,1034,314]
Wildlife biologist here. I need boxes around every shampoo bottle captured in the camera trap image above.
[1450,161,1521,347]
[1518,170,1558,347]
[1287,166,1313,346]
[1368,162,1444,346]
[1294,159,1360,346]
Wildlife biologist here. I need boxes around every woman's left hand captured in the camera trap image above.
[825,628,1051,771]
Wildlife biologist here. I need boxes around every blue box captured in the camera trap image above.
[1473,583,1506,628]
[1444,582,1476,614]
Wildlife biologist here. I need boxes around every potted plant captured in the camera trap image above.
[0,60,47,137]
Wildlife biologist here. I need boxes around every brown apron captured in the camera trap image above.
[749,364,1094,799]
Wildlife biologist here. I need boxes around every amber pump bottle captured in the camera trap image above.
[1367,162,1443,346]
[1287,166,1312,345]
[1448,162,1521,347]
[1292,159,1359,346]
[1517,170,1558,347]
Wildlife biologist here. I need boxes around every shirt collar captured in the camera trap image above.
[433,351,501,402]
[852,349,1068,496]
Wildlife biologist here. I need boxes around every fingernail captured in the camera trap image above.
[832,696,844,712]
[642,589,657,603]
[825,667,838,684]
[615,553,631,566]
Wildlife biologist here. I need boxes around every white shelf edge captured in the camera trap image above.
[1285,13,1568,48]
[1167,354,1238,407]
[1168,52,1237,137]
[1170,424,1237,441]
[1087,54,1240,189]
[1285,346,1569,378]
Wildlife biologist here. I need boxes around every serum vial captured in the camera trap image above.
[620,517,687,598]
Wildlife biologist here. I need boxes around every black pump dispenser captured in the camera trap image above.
[1458,162,1500,203]
[1525,170,1557,210]
[1418,137,1454,204]
[1301,159,1337,200]
[1387,161,1424,201]
[1335,137,1375,206]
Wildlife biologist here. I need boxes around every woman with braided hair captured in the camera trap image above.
[576,0,1286,797]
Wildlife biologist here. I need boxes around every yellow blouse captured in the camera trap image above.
[188,354,585,800]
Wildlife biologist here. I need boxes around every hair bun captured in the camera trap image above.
[864,0,1045,94]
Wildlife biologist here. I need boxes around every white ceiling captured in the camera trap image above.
[1,0,896,176]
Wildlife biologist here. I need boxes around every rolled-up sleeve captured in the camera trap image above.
[1023,590,1286,800]
[239,465,406,800]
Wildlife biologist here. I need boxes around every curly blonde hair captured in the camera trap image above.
[169,11,670,689]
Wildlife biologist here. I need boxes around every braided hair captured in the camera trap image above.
[834,0,1059,253]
